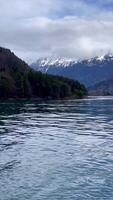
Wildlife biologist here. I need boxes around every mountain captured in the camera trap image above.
[88,78,113,96]
[31,57,78,72]
[0,47,87,99]
[0,47,29,72]
[31,54,113,87]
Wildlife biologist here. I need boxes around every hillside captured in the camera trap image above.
[31,55,113,87]
[0,47,87,99]
[88,79,113,96]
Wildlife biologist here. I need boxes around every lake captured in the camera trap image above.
[0,97,113,200]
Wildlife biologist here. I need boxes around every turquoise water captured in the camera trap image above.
[0,97,113,199]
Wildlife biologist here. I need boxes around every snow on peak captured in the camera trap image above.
[86,53,113,64]
[96,53,113,61]
[37,57,78,67]
[32,53,113,72]
[96,55,105,61]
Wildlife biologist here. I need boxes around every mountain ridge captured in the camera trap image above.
[88,78,113,96]
[31,54,113,87]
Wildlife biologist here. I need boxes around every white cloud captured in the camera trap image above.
[0,0,113,63]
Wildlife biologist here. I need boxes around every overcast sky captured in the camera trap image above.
[0,0,113,63]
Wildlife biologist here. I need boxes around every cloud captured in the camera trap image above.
[0,0,113,63]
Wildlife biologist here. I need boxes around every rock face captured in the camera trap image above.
[31,54,113,87]
[0,47,87,99]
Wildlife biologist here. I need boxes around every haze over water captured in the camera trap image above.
[0,97,113,200]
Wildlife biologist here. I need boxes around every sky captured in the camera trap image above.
[0,0,113,63]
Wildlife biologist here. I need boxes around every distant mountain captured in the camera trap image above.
[31,54,113,87]
[31,57,78,72]
[88,78,113,96]
[0,47,87,99]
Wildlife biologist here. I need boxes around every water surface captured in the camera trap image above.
[0,97,113,199]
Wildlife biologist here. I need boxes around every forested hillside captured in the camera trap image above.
[0,47,87,99]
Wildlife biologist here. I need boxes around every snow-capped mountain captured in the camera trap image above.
[31,57,78,72]
[86,54,113,64]
[31,54,113,87]
[36,57,77,67]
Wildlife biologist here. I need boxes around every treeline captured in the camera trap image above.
[0,47,87,99]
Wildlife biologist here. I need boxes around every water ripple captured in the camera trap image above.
[0,97,113,199]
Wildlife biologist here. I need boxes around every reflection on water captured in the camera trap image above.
[0,97,113,199]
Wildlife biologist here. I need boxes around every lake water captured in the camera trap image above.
[0,97,113,200]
